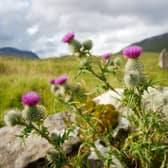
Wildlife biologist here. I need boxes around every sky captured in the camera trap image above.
[0,0,168,58]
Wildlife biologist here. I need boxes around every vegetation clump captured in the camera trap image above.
[3,33,168,168]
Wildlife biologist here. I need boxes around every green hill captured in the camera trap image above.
[0,53,168,126]
[131,32,168,52]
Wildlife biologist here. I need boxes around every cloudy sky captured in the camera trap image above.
[0,0,168,58]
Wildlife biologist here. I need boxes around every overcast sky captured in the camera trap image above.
[0,0,168,58]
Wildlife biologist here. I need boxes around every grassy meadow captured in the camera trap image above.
[0,52,168,125]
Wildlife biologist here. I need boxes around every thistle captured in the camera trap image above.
[22,92,45,121]
[62,32,81,53]
[123,46,145,87]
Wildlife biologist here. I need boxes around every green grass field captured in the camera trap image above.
[0,52,168,125]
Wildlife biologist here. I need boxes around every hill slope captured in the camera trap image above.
[0,47,39,59]
[131,32,168,52]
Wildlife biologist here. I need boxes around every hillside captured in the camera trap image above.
[130,32,168,52]
[0,47,39,59]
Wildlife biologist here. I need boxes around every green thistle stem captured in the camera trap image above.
[87,67,119,94]
[72,103,97,133]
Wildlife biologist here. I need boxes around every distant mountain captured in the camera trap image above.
[130,32,168,52]
[0,47,39,59]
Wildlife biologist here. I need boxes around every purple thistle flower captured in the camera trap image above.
[55,75,68,85]
[49,79,55,84]
[22,92,40,106]
[62,32,75,43]
[123,46,143,58]
[102,53,111,61]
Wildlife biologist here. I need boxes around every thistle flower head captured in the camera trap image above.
[4,110,22,126]
[102,53,111,60]
[123,45,142,58]
[22,92,40,106]
[49,79,55,84]
[55,75,68,85]
[62,32,75,43]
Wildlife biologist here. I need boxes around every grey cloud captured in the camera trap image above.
[0,0,167,57]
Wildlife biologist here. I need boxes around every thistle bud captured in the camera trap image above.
[22,105,46,121]
[69,39,81,52]
[83,40,93,50]
[4,110,22,126]
[124,70,140,88]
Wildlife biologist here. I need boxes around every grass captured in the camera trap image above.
[0,52,168,125]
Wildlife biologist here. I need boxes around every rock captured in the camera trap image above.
[94,87,168,117]
[112,116,130,138]
[142,87,168,117]
[0,126,51,168]
[94,88,132,116]
[94,88,123,112]
[0,112,80,168]
[159,48,168,69]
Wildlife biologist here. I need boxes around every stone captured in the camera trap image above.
[0,112,80,168]
[142,86,168,117]
[93,88,130,116]
[94,87,168,118]
[159,48,168,69]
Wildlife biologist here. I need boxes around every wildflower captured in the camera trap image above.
[102,53,111,60]
[55,75,68,85]
[22,92,40,106]
[62,32,75,43]
[123,45,142,58]
[22,105,46,121]
[49,79,55,84]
